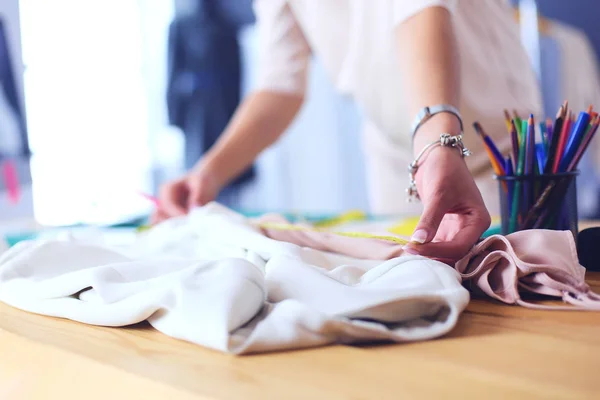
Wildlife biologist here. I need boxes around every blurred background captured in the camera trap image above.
[0,0,599,227]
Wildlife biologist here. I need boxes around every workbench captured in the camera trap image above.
[1,223,600,399]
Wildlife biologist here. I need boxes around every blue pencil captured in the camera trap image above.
[545,118,553,149]
[559,111,591,171]
[473,122,505,169]
[535,143,546,173]
[540,121,548,151]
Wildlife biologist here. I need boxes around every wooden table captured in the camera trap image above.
[2,225,600,399]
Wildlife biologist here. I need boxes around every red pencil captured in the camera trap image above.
[552,111,573,173]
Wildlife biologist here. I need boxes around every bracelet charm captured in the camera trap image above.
[406,133,472,202]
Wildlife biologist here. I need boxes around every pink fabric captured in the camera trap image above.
[257,214,407,260]
[256,216,600,310]
[455,230,600,310]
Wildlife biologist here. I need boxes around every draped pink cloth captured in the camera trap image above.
[257,215,600,310]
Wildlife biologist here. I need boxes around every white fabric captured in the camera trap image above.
[253,0,543,180]
[0,203,469,354]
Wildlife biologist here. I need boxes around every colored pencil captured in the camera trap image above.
[510,118,528,232]
[539,121,547,151]
[521,115,536,213]
[530,111,596,230]
[552,111,573,173]
[559,111,591,171]
[473,122,506,174]
[535,143,545,174]
[545,117,553,148]
[567,116,599,171]
[544,105,565,173]
[505,155,514,216]
[503,109,513,134]
[510,119,519,169]
[514,113,523,137]
[505,156,514,176]
[478,102,596,234]
[522,179,558,228]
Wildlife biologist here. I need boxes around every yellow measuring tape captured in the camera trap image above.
[257,222,410,245]
[136,209,419,245]
[311,210,368,228]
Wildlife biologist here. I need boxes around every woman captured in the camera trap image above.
[154,0,542,261]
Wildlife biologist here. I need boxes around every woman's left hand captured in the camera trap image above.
[403,139,491,263]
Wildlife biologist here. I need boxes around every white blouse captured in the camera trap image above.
[252,0,543,174]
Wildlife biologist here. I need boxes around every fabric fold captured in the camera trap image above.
[0,203,469,354]
[258,216,600,311]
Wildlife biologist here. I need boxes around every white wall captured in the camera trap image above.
[17,0,173,226]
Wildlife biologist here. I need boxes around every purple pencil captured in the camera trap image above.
[545,117,553,149]
[510,119,519,170]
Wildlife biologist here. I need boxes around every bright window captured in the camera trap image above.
[19,0,178,225]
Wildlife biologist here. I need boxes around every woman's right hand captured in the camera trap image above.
[150,167,222,225]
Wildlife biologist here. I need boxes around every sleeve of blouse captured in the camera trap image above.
[392,0,457,26]
[252,0,311,95]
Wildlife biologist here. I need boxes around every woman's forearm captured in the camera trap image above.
[198,90,304,186]
[395,6,462,154]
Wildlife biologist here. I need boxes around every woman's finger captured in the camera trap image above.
[411,197,446,244]
[159,182,187,217]
[404,220,487,261]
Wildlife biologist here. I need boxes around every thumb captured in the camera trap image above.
[411,199,446,244]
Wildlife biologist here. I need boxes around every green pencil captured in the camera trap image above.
[515,117,523,136]
[509,121,528,232]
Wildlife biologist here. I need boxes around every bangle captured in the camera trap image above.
[411,104,463,139]
[406,133,472,202]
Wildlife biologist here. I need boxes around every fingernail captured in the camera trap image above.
[403,246,419,255]
[410,229,428,244]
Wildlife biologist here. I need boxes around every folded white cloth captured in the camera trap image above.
[0,203,469,354]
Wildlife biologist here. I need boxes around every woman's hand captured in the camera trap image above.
[150,166,222,225]
[404,127,491,263]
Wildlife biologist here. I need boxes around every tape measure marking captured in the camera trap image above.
[257,222,409,245]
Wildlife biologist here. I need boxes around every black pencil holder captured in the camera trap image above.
[495,171,579,240]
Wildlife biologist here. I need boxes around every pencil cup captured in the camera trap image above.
[495,171,579,239]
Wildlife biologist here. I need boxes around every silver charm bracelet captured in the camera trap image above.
[406,133,472,202]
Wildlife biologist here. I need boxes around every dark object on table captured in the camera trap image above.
[577,227,600,271]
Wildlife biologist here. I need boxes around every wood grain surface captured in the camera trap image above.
[1,222,600,399]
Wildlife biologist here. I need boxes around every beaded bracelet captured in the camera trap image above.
[406,133,472,202]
